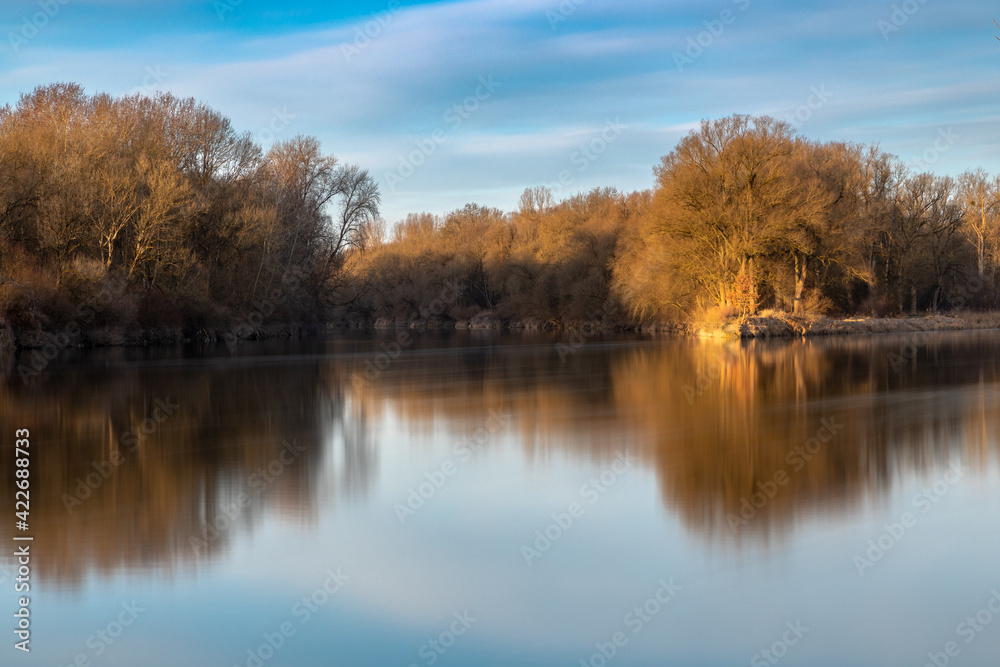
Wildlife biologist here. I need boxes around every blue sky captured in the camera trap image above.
[2,0,1000,223]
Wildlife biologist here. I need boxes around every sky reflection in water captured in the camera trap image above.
[1,331,999,667]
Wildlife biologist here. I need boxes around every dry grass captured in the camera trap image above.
[694,309,1000,339]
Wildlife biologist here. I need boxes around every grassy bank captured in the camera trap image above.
[3,310,999,357]
[688,310,1000,339]
[366,310,1000,339]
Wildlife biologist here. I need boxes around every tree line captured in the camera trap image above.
[348,115,1000,325]
[2,87,998,340]
[0,83,379,338]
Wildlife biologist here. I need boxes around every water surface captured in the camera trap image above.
[2,331,999,666]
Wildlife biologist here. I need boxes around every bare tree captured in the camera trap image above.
[329,164,380,258]
[957,168,999,278]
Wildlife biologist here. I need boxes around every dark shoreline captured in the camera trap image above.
[4,310,1000,353]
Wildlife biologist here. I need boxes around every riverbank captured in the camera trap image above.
[0,323,317,353]
[3,310,999,353]
[369,309,1000,338]
[689,310,1000,339]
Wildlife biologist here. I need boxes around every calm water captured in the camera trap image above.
[2,331,999,667]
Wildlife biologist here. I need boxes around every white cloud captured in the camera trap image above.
[3,0,1000,222]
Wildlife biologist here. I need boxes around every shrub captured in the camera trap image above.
[730,265,759,319]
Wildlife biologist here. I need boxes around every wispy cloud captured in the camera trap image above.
[1,0,998,222]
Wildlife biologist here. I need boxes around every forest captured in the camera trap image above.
[1,85,999,345]
[0,83,381,344]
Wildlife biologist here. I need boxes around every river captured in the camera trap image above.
[1,330,998,666]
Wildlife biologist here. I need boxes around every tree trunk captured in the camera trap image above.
[980,206,987,278]
[793,254,807,314]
